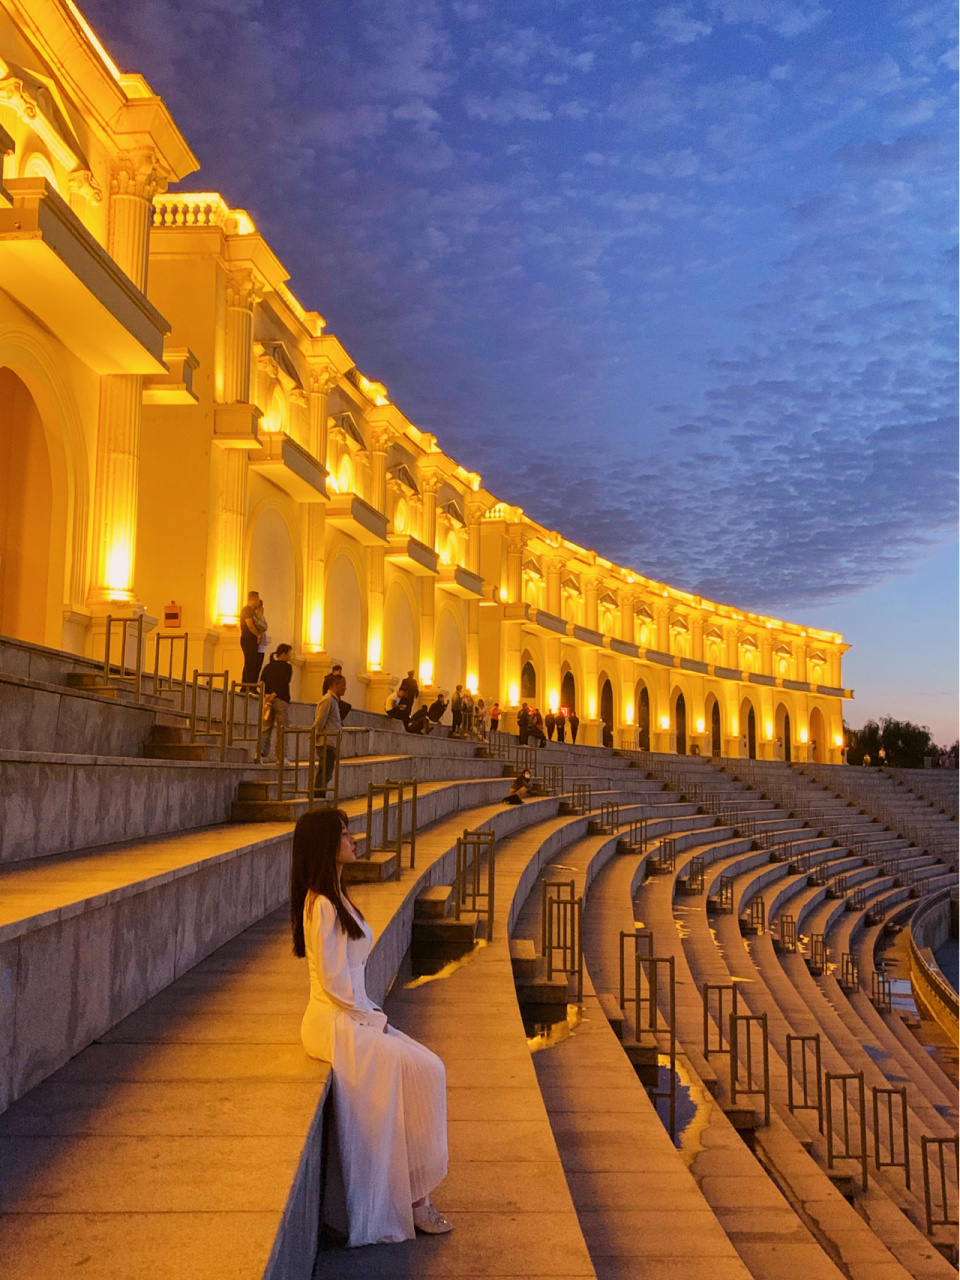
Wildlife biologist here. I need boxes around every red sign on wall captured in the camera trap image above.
[163,601,182,628]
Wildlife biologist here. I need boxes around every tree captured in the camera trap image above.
[845,717,936,769]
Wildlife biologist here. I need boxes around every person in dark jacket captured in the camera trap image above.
[261,644,293,759]
[322,663,343,695]
[407,704,432,735]
[545,710,556,741]
[517,703,530,746]
[451,686,464,737]
[555,709,566,743]
[504,769,531,804]
[569,711,580,744]
[428,694,448,724]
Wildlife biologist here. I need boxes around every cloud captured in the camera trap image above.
[835,134,940,171]
[708,0,828,37]
[464,90,552,123]
[654,6,713,44]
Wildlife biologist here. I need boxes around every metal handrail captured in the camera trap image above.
[189,669,229,760]
[153,632,189,708]
[104,614,144,703]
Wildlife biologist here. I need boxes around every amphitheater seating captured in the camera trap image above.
[1,635,957,1280]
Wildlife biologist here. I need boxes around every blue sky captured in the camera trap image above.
[85,0,958,742]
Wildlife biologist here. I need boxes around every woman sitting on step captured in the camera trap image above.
[291,808,452,1245]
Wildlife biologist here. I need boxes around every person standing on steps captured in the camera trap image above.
[240,590,265,685]
[488,702,500,734]
[292,808,452,1244]
[314,673,346,791]
[323,663,343,695]
[555,708,566,744]
[397,670,419,728]
[545,710,556,741]
[569,710,580,744]
[450,685,463,737]
[260,644,293,761]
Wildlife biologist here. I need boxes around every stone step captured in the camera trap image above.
[414,883,453,920]
[144,741,249,763]
[509,937,537,980]
[341,849,395,883]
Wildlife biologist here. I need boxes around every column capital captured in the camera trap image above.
[308,362,341,394]
[225,267,263,311]
[370,425,392,454]
[111,148,168,202]
[419,467,446,496]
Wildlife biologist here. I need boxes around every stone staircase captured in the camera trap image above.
[2,635,957,1280]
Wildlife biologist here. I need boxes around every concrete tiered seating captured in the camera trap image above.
[628,753,959,1272]
[3,651,957,1280]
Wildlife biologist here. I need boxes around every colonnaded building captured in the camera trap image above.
[3,6,957,1280]
[0,0,851,761]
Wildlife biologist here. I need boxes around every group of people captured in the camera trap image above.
[385,678,501,741]
[517,702,580,747]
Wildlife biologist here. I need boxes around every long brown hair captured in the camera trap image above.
[290,808,365,955]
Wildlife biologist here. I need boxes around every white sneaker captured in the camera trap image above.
[413,1200,453,1234]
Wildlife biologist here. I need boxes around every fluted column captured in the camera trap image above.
[692,617,704,662]
[505,525,524,604]
[302,368,337,659]
[212,268,259,623]
[465,499,484,693]
[88,151,166,606]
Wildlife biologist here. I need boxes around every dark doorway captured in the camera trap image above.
[600,679,613,747]
[638,685,650,751]
[521,661,536,701]
[675,692,687,755]
[747,706,756,759]
[561,670,576,716]
[710,701,721,756]
[783,713,791,763]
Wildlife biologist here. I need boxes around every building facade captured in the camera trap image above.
[0,0,851,760]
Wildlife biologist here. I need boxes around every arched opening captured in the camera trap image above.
[435,607,464,696]
[324,553,364,689]
[637,683,650,751]
[0,368,55,645]
[775,703,792,763]
[521,659,537,702]
[599,677,614,747]
[561,669,576,716]
[810,707,826,764]
[248,505,298,658]
[674,690,687,756]
[710,698,721,757]
[383,580,416,684]
[747,706,757,759]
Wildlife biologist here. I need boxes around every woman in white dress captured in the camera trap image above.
[291,807,452,1245]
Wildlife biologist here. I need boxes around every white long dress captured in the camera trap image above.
[300,894,448,1246]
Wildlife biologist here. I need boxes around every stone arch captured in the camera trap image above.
[435,604,465,697]
[520,648,537,702]
[560,664,576,716]
[601,670,616,747]
[636,679,650,751]
[0,328,89,646]
[672,686,687,755]
[740,696,757,760]
[810,705,826,764]
[705,691,722,757]
[383,575,418,686]
[246,499,302,660]
[775,701,792,763]
[324,548,365,686]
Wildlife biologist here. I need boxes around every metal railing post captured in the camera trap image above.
[872,1086,910,1189]
[825,1072,868,1192]
[786,1033,823,1132]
